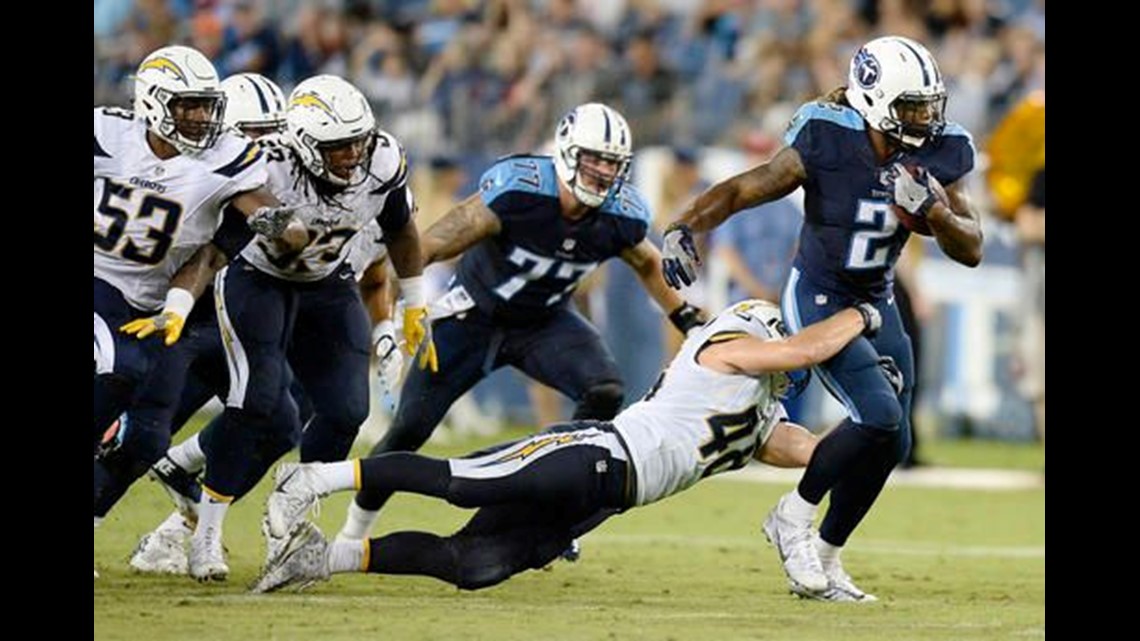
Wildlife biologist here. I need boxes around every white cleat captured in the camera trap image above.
[251,522,330,594]
[818,555,878,602]
[265,463,324,540]
[762,495,829,593]
[188,527,229,582]
[130,526,189,575]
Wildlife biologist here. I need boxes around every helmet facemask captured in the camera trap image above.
[310,131,376,187]
[563,147,631,208]
[883,92,946,149]
[163,93,226,151]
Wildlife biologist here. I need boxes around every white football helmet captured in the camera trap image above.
[133,45,226,154]
[728,299,794,396]
[553,103,633,208]
[286,75,376,186]
[221,73,286,139]
[845,36,947,148]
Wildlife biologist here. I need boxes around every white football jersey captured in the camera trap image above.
[93,107,266,310]
[241,132,408,282]
[345,220,389,279]
[613,300,789,506]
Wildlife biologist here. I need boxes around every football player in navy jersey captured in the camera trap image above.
[330,103,706,544]
[661,37,983,601]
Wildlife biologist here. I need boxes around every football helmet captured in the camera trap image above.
[133,45,226,154]
[286,75,376,187]
[730,300,802,397]
[845,36,946,148]
[221,73,286,139]
[553,103,633,208]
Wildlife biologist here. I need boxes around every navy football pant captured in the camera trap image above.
[355,305,624,512]
[361,422,628,590]
[782,269,915,546]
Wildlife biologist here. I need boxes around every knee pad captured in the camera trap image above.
[573,381,624,421]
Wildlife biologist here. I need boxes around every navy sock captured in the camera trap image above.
[359,453,450,499]
[819,433,900,546]
[797,419,892,504]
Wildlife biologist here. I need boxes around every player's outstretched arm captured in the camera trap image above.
[927,179,983,267]
[674,146,808,233]
[229,187,310,252]
[420,193,503,265]
[701,306,875,376]
[755,421,818,468]
[120,243,229,346]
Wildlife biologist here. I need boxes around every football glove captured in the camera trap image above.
[372,320,404,408]
[882,163,938,217]
[120,288,193,346]
[403,306,438,372]
[854,302,882,337]
[661,222,701,289]
[877,355,904,396]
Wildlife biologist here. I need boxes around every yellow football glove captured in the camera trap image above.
[120,311,186,346]
[403,305,438,372]
[119,288,194,347]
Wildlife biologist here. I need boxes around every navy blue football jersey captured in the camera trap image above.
[784,100,975,299]
[456,155,651,324]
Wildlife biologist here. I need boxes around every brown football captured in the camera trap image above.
[893,168,948,237]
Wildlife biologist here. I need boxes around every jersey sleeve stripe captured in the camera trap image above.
[693,330,750,361]
[214,142,263,177]
[94,135,111,158]
[369,150,408,195]
[784,102,864,146]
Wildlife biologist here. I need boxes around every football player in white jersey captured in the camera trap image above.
[250,298,886,597]
[94,46,309,449]
[93,47,310,580]
[123,75,402,578]
[184,75,433,580]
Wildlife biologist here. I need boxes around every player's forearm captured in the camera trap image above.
[421,195,499,264]
[787,308,868,367]
[928,202,983,267]
[359,263,394,324]
[676,181,743,233]
[635,255,688,313]
[384,220,426,279]
[170,243,227,301]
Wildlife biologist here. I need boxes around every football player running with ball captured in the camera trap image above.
[660,36,983,601]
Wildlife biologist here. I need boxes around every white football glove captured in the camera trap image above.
[884,163,937,217]
[372,320,404,410]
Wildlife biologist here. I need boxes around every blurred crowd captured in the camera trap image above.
[94,0,1044,161]
[93,0,1045,442]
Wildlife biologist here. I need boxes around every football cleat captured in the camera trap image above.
[265,463,324,540]
[188,526,229,582]
[251,522,330,594]
[762,495,829,592]
[129,526,189,575]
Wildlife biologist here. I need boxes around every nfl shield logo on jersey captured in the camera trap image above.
[561,238,577,252]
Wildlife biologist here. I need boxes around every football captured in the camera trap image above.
[892,167,949,237]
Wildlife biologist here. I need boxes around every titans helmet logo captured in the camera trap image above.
[854,49,880,89]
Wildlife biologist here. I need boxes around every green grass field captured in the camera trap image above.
[94,427,1045,640]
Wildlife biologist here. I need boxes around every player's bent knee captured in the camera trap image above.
[857,391,903,431]
[573,381,624,421]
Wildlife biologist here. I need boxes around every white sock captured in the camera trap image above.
[782,490,819,524]
[193,486,232,541]
[156,511,192,536]
[337,500,380,541]
[94,516,103,530]
[167,435,206,473]
[816,538,841,570]
[310,460,359,495]
[327,538,367,574]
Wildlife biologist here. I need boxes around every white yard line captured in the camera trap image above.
[714,464,1045,491]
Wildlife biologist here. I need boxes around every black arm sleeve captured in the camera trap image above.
[211,204,255,260]
[376,184,411,233]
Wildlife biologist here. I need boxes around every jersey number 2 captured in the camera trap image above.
[846,200,898,270]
